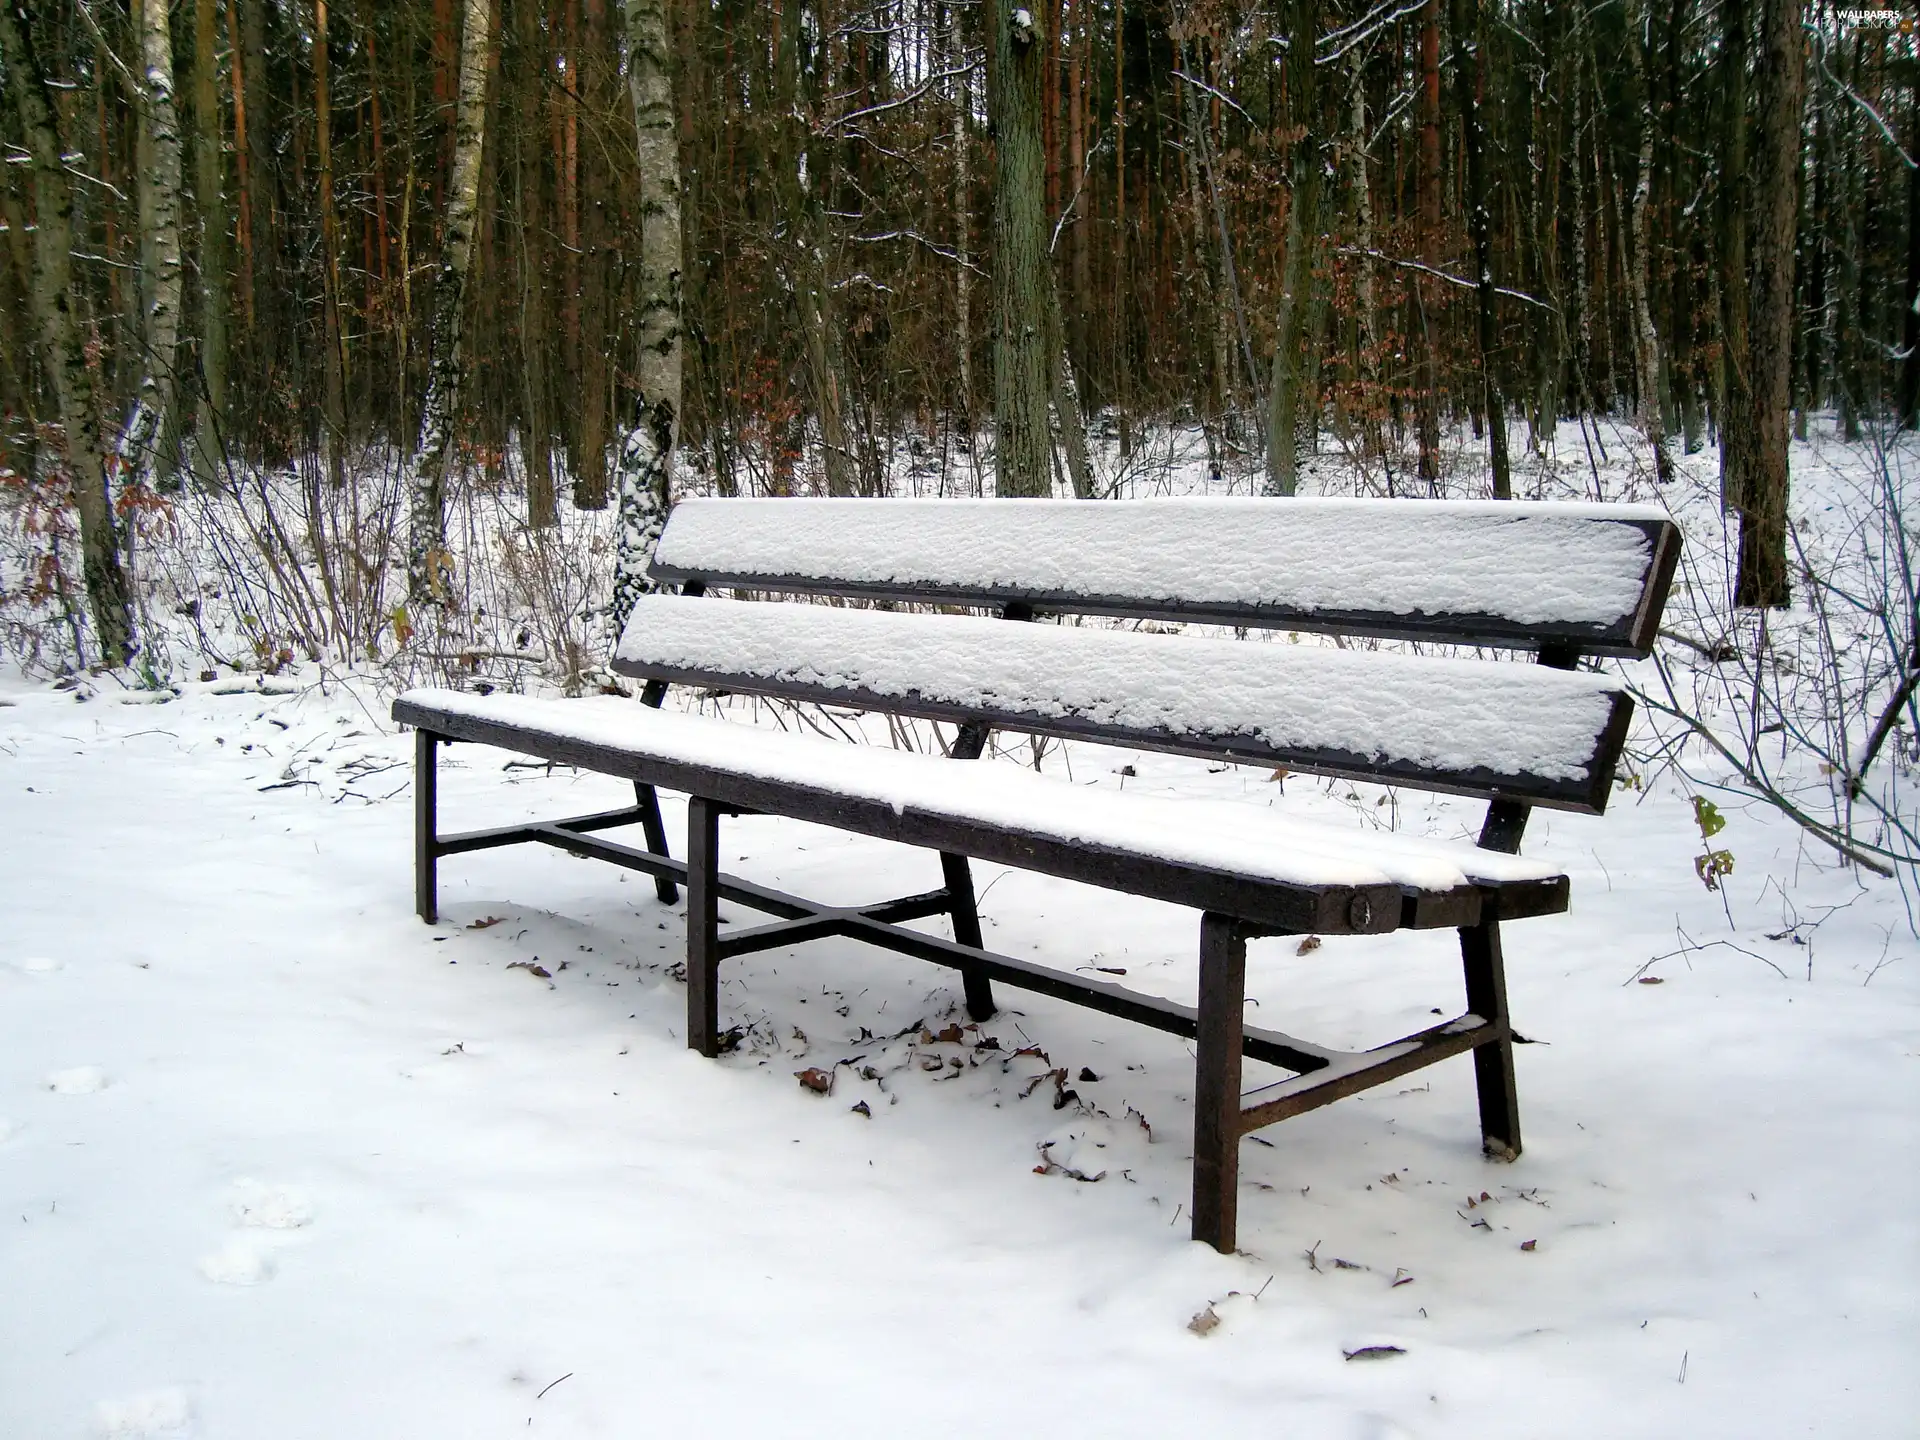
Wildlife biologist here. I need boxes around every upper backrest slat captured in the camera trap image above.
[650,497,1681,657]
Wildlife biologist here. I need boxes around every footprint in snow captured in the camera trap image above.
[10,955,64,974]
[93,1388,193,1439]
[45,1066,108,1094]
[196,1235,274,1286]
[229,1179,313,1229]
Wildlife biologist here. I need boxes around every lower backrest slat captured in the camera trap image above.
[612,594,1631,812]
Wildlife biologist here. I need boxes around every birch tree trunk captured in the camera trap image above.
[405,0,490,605]
[609,0,682,637]
[117,0,187,494]
[1737,0,1803,609]
[990,0,1053,497]
[0,1,135,663]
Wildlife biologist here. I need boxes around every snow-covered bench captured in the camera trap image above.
[394,496,1679,1253]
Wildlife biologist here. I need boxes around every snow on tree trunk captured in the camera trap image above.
[0,1,135,665]
[610,0,683,639]
[117,0,187,495]
[406,0,491,606]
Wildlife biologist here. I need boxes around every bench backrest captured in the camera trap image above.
[649,497,1680,656]
[620,497,1680,817]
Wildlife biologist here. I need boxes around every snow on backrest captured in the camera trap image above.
[612,594,1634,811]
[649,497,1680,656]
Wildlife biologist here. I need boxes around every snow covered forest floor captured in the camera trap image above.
[3,421,1918,1437]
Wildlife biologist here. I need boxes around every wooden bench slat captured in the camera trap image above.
[650,497,1681,657]
[394,689,1568,910]
[610,594,1633,812]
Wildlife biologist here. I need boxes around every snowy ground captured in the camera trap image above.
[2,656,1915,1438]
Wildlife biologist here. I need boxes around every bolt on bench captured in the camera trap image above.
[394,497,1678,1253]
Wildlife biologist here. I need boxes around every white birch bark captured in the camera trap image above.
[405,0,490,604]
[610,0,683,637]
[116,0,186,493]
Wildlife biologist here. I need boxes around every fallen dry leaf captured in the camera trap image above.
[1520,1239,1538,1252]
[1343,1345,1406,1362]
[795,1067,834,1094]
[507,960,551,979]
[467,916,507,930]
[1187,1305,1222,1337]
[1296,935,1323,955]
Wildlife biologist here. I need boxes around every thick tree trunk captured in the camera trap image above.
[1265,0,1321,497]
[406,0,491,605]
[947,2,973,433]
[315,0,347,490]
[118,0,187,494]
[1737,0,1803,609]
[1454,0,1512,498]
[191,0,228,485]
[1416,0,1442,485]
[1718,0,1753,511]
[610,0,683,636]
[515,0,556,529]
[1625,0,1671,486]
[0,1,135,664]
[990,0,1053,496]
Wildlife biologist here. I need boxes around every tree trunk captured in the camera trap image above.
[406,0,491,605]
[191,0,228,486]
[610,0,683,636]
[1625,0,1671,486]
[947,2,974,435]
[1453,0,1512,498]
[515,0,557,529]
[0,1,135,664]
[990,0,1053,496]
[1737,0,1803,609]
[315,0,347,490]
[117,0,187,495]
[1899,79,1920,429]
[1265,0,1321,497]
[1718,0,1753,512]
[1416,0,1442,485]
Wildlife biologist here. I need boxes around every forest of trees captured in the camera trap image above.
[2,0,1918,669]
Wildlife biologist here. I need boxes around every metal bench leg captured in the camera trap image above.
[635,782,679,904]
[686,796,721,1057]
[1460,920,1523,1161]
[939,852,995,1020]
[1192,912,1247,1253]
[414,730,438,925]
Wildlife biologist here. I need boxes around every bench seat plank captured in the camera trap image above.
[651,497,1680,656]
[395,689,1568,934]
[610,594,1631,812]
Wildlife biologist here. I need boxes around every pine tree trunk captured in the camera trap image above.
[315,0,347,490]
[1624,0,1671,486]
[191,0,228,486]
[990,0,1053,497]
[1416,0,1442,485]
[1718,0,1753,511]
[118,0,187,494]
[610,0,682,637]
[406,0,491,605]
[1737,0,1803,610]
[1453,0,1512,498]
[1265,0,1320,497]
[0,1,135,664]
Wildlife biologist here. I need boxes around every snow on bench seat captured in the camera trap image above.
[650,497,1679,655]
[395,688,1563,899]
[612,594,1629,811]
